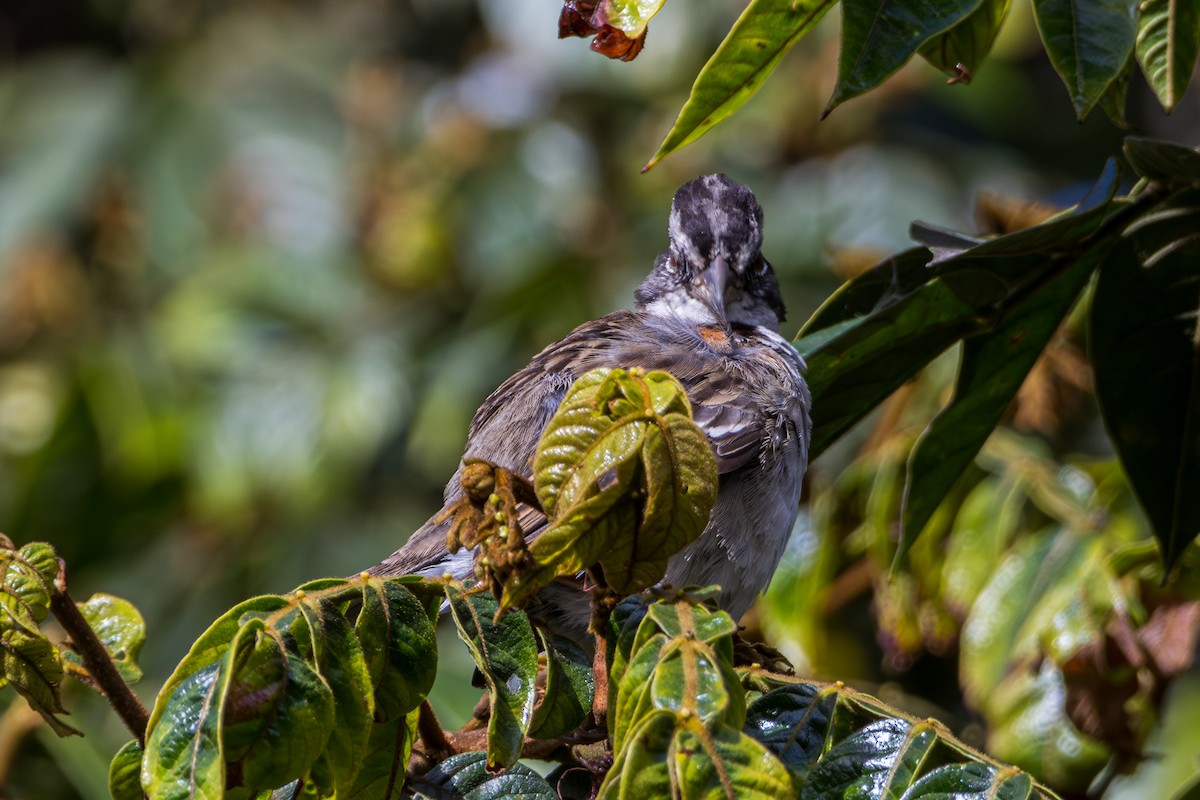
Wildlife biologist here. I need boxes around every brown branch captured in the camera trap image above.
[49,563,149,743]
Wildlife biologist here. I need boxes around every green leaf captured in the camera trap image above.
[529,630,594,740]
[612,630,670,755]
[109,739,145,800]
[599,711,676,799]
[0,623,78,736]
[898,238,1105,561]
[412,751,558,800]
[797,160,1120,459]
[939,477,1025,616]
[672,717,795,799]
[799,718,937,800]
[1123,136,1200,183]
[959,527,1102,705]
[306,598,374,797]
[1135,0,1200,112]
[349,709,419,800]
[142,658,232,800]
[446,585,538,771]
[1032,0,1138,119]
[644,0,836,170]
[513,368,717,606]
[356,577,439,721]
[1,544,56,625]
[1091,222,1200,567]
[826,0,983,115]
[744,683,838,783]
[919,0,1012,78]
[900,762,1037,799]
[986,663,1109,792]
[598,0,668,38]
[64,593,146,683]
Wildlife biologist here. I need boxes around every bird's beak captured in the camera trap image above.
[693,256,730,329]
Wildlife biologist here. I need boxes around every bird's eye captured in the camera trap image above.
[755,257,769,275]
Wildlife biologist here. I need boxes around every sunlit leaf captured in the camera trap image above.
[826,0,982,114]
[799,718,938,799]
[644,0,836,170]
[1033,0,1138,119]
[109,739,145,800]
[63,593,146,683]
[1135,0,1200,112]
[143,656,233,800]
[446,585,538,770]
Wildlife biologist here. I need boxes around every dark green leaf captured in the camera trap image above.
[1092,223,1200,566]
[1033,0,1137,119]
[826,0,982,114]
[919,0,1012,78]
[744,683,837,782]
[357,577,439,721]
[446,585,538,770]
[108,739,145,800]
[413,751,558,800]
[0,623,78,736]
[349,710,419,800]
[1136,0,1200,112]
[63,593,146,683]
[643,0,836,170]
[898,239,1105,560]
[799,248,937,337]
[798,718,936,800]
[226,625,336,791]
[307,599,374,797]
[900,762,1037,799]
[529,630,594,740]
[1124,136,1200,183]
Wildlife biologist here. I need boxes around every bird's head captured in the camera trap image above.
[635,173,787,332]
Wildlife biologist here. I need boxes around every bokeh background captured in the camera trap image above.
[2,1,1199,798]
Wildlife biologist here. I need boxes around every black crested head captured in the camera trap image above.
[635,174,787,331]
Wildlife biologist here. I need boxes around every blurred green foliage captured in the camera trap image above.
[2,0,1200,798]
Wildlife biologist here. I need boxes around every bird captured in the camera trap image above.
[372,173,811,634]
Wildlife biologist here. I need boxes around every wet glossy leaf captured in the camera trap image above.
[826,0,982,114]
[413,751,558,800]
[900,762,1037,799]
[63,593,146,683]
[920,0,1012,78]
[349,709,419,800]
[744,682,837,782]
[799,717,937,800]
[1123,136,1200,184]
[1135,0,1200,112]
[1092,218,1200,567]
[529,630,594,740]
[1033,0,1138,119]
[109,739,145,800]
[644,0,836,170]
[898,240,1104,559]
[143,657,233,800]
[446,585,538,770]
[356,577,439,721]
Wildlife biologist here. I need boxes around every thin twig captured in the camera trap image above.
[49,562,150,743]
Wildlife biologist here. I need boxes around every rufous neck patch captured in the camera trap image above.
[697,325,731,349]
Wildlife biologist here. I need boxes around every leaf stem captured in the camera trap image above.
[49,563,150,743]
